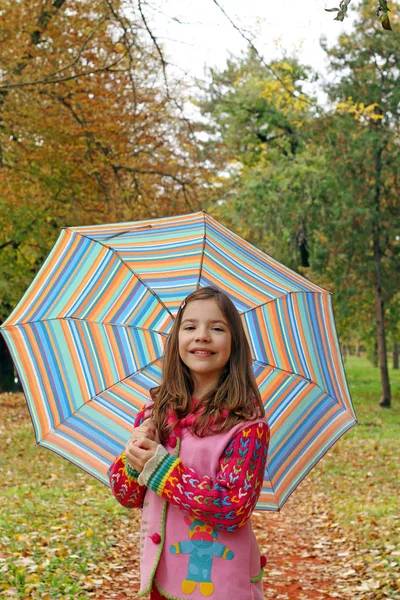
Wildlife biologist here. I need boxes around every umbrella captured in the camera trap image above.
[1,211,356,510]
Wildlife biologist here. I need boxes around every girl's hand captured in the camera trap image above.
[125,437,159,472]
[129,418,160,446]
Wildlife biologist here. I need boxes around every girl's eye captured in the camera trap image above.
[182,325,225,332]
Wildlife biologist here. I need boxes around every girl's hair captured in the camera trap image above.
[150,286,264,443]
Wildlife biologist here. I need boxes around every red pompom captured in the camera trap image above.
[169,436,177,448]
[150,533,161,544]
[260,555,267,568]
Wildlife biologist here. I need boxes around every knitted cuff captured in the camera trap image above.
[138,444,169,486]
[122,451,141,481]
[126,462,141,481]
[146,452,182,495]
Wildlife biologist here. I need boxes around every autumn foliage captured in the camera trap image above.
[0,0,206,322]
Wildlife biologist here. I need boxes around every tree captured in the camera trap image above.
[316,0,400,406]
[196,50,325,272]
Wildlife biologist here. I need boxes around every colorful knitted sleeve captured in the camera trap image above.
[145,422,269,532]
[108,409,147,509]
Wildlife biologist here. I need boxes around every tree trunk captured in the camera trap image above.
[297,222,309,268]
[0,335,17,392]
[373,286,391,406]
[372,342,378,367]
[372,146,391,407]
[393,342,399,370]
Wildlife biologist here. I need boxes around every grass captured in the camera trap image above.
[307,356,400,598]
[0,399,137,599]
[0,356,399,598]
[344,355,400,439]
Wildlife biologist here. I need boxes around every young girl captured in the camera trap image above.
[108,286,270,600]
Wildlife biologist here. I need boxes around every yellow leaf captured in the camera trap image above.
[364,103,378,113]
[114,42,125,54]
[86,528,93,537]
[280,62,293,72]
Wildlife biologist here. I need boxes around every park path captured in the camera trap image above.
[100,481,362,600]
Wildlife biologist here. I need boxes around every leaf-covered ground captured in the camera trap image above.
[0,357,399,599]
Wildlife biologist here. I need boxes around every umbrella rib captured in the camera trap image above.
[63,317,169,336]
[240,290,329,317]
[271,414,357,512]
[195,212,207,290]
[73,231,175,321]
[260,455,280,511]
[254,360,313,385]
[206,216,330,295]
[47,356,163,430]
[2,317,170,336]
[64,225,153,242]
[240,295,286,316]
[255,360,350,411]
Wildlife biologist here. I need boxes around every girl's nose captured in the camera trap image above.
[194,330,210,342]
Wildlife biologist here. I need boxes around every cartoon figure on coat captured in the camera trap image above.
[170,515,234,596]
[108,286,270,600]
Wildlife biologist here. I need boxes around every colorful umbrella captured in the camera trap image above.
[1,211,356,510]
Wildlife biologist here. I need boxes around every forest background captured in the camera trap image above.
[0,2,399,599]
[0,0,399,409]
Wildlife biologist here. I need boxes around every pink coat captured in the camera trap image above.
[139,418,268,600]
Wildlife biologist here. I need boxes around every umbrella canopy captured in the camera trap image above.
[1,211,356,510]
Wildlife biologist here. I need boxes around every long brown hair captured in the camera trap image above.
[150,286,264,443]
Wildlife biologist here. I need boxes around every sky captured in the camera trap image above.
[145,0,356,86]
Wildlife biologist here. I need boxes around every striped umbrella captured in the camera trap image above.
[1,211,356,511]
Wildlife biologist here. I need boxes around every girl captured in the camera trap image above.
[108,286,270,600]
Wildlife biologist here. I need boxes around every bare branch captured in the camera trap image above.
[114,164,190,186]
[0,239,19,251]
[113,163,197,211]
[34,16,109,81]
[0,50,132,90]
[137,0,170,97]
[102,1,138,113]
[212,0,314,107]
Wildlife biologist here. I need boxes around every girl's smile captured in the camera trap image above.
[178,298,232,395]
[190,347,215,356]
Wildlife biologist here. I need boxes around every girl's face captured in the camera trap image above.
[178,298,232,385]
